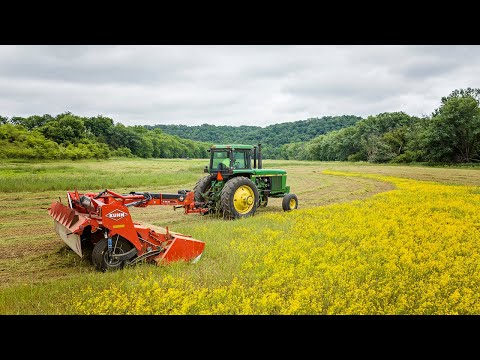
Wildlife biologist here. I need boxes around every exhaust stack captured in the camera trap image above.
[257,143,262,169]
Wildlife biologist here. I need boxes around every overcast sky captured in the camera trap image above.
[0,45,478,127]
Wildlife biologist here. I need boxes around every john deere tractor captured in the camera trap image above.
[193,143,298,219]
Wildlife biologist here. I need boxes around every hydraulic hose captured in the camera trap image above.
[125,192,152,207]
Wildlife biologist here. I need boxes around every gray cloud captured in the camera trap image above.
[0,45,478,126]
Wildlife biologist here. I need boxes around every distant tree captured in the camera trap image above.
[9,116,26,127]
[105,124,144,156]
[0,116,8,124]
[424,91,480,163]
[392,116,431,163]
[281,142,308,160]
[40,114,86,144]
[439,87,480,108]
[84,115,114,142]
[18,115,50,130]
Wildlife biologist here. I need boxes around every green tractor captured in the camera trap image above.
[193,143,298,219]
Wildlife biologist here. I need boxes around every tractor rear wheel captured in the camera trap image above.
[282,193,298,211]
[92,236,133,272]
[193,175,213,202]
[221,176,259,219]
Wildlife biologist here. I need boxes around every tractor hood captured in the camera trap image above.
[230,168,287,176]
[231,169,287,176]
[252,169,286,175]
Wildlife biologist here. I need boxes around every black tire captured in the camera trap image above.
[220,176,259,219]
[92,236,133,272]
[193,175,213,202]
[282,193,298,211]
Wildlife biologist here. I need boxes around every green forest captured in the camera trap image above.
[148,115,361,158]
[0,114,210,160]
[1,87,479,164]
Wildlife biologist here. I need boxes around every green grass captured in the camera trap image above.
[0,158,204,192]
[1,157,480,314]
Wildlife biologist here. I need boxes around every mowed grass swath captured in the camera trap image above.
[1,158,480,314]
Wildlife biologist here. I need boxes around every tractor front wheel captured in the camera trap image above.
[92,236,133,272]
[282,193,298,211]
[221,176,259,219]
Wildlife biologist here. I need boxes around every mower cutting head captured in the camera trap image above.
[48,189,206,271]
[49,200,89,257]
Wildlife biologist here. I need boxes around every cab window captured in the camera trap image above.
[233,150,250,169]
[212,151,230,169]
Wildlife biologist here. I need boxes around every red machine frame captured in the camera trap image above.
[48,188,208,271]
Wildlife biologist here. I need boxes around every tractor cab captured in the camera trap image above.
[205,144,260,174]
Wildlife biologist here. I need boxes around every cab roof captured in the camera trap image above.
[210,144,253,150]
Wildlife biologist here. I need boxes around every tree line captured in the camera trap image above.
[1,87,479,164]
[0,113,210,160]
[282,88,480,164]
[148,115,361,159]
